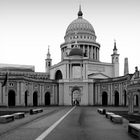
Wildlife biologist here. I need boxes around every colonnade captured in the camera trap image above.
[61,44,100,61]
[79,44,99,60]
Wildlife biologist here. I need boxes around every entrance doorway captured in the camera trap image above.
[45,92,50,105]
[8,90,16,106]
[114,91,119,106]
[72,87,81,106]
[102,92,108,106]
[25,91,28,106]
[124,90,127,106]
[33,92,38,106]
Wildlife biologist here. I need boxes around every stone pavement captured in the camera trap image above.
[0,107,62,136]
[0,106,138,139]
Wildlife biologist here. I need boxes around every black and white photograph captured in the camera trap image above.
[0,0,140,139]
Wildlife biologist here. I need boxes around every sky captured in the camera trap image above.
[0,0,140,76]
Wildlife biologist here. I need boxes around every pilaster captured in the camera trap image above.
[16,82,20,106]
[59,83,64,105]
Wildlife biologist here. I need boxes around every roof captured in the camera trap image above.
[0,64,35,72]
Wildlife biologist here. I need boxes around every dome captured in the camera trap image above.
[69,47,83,56]
[65,7,95,37]
[66,18,95,36]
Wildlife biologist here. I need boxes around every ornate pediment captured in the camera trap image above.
[88,73,109,79]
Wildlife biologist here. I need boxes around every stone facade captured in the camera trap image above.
[0,7,138,109]
[0,70,58,106]
[48,7,121,106]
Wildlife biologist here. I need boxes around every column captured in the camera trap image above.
[59,83,64,105]
[2,86,7,106]
[80,64,82,79]
[108,84,111,105]
[87,45,89,58]
[29,83,33,106]
[70,64,72,79]
[91,46,93,59]
[88,83,93,105]
[128,92,134,114]
[16,82,20,106]
[42,85,45,105]
[66,64,68,79]
[96,48,98,60]
[39,84,42,105]
[82,63,85,79]
[20,82,25,106]
[54,85,57,105]
[89,46,91,59]
[97,48,99,60]
[98,85,101,105]
[94,47,96,60]
[51,85,54,105]
[98,48,100,60]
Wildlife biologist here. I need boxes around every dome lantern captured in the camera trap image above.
[78,5,83,18]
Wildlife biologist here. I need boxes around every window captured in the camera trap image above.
[9,83,14,87]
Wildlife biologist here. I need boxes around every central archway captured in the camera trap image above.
[102,92,108,106]
[33,92,38,106]
[8,90,16,106]
[72,87,81,106]
[45,92,51,105]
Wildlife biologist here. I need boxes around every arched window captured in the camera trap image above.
[8,90,16,106]
[55,70,63,80]
[102,92,108,106]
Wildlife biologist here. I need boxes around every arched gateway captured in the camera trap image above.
[72,87,81,106]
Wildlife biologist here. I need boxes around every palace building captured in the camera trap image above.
[0,7,139,111]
